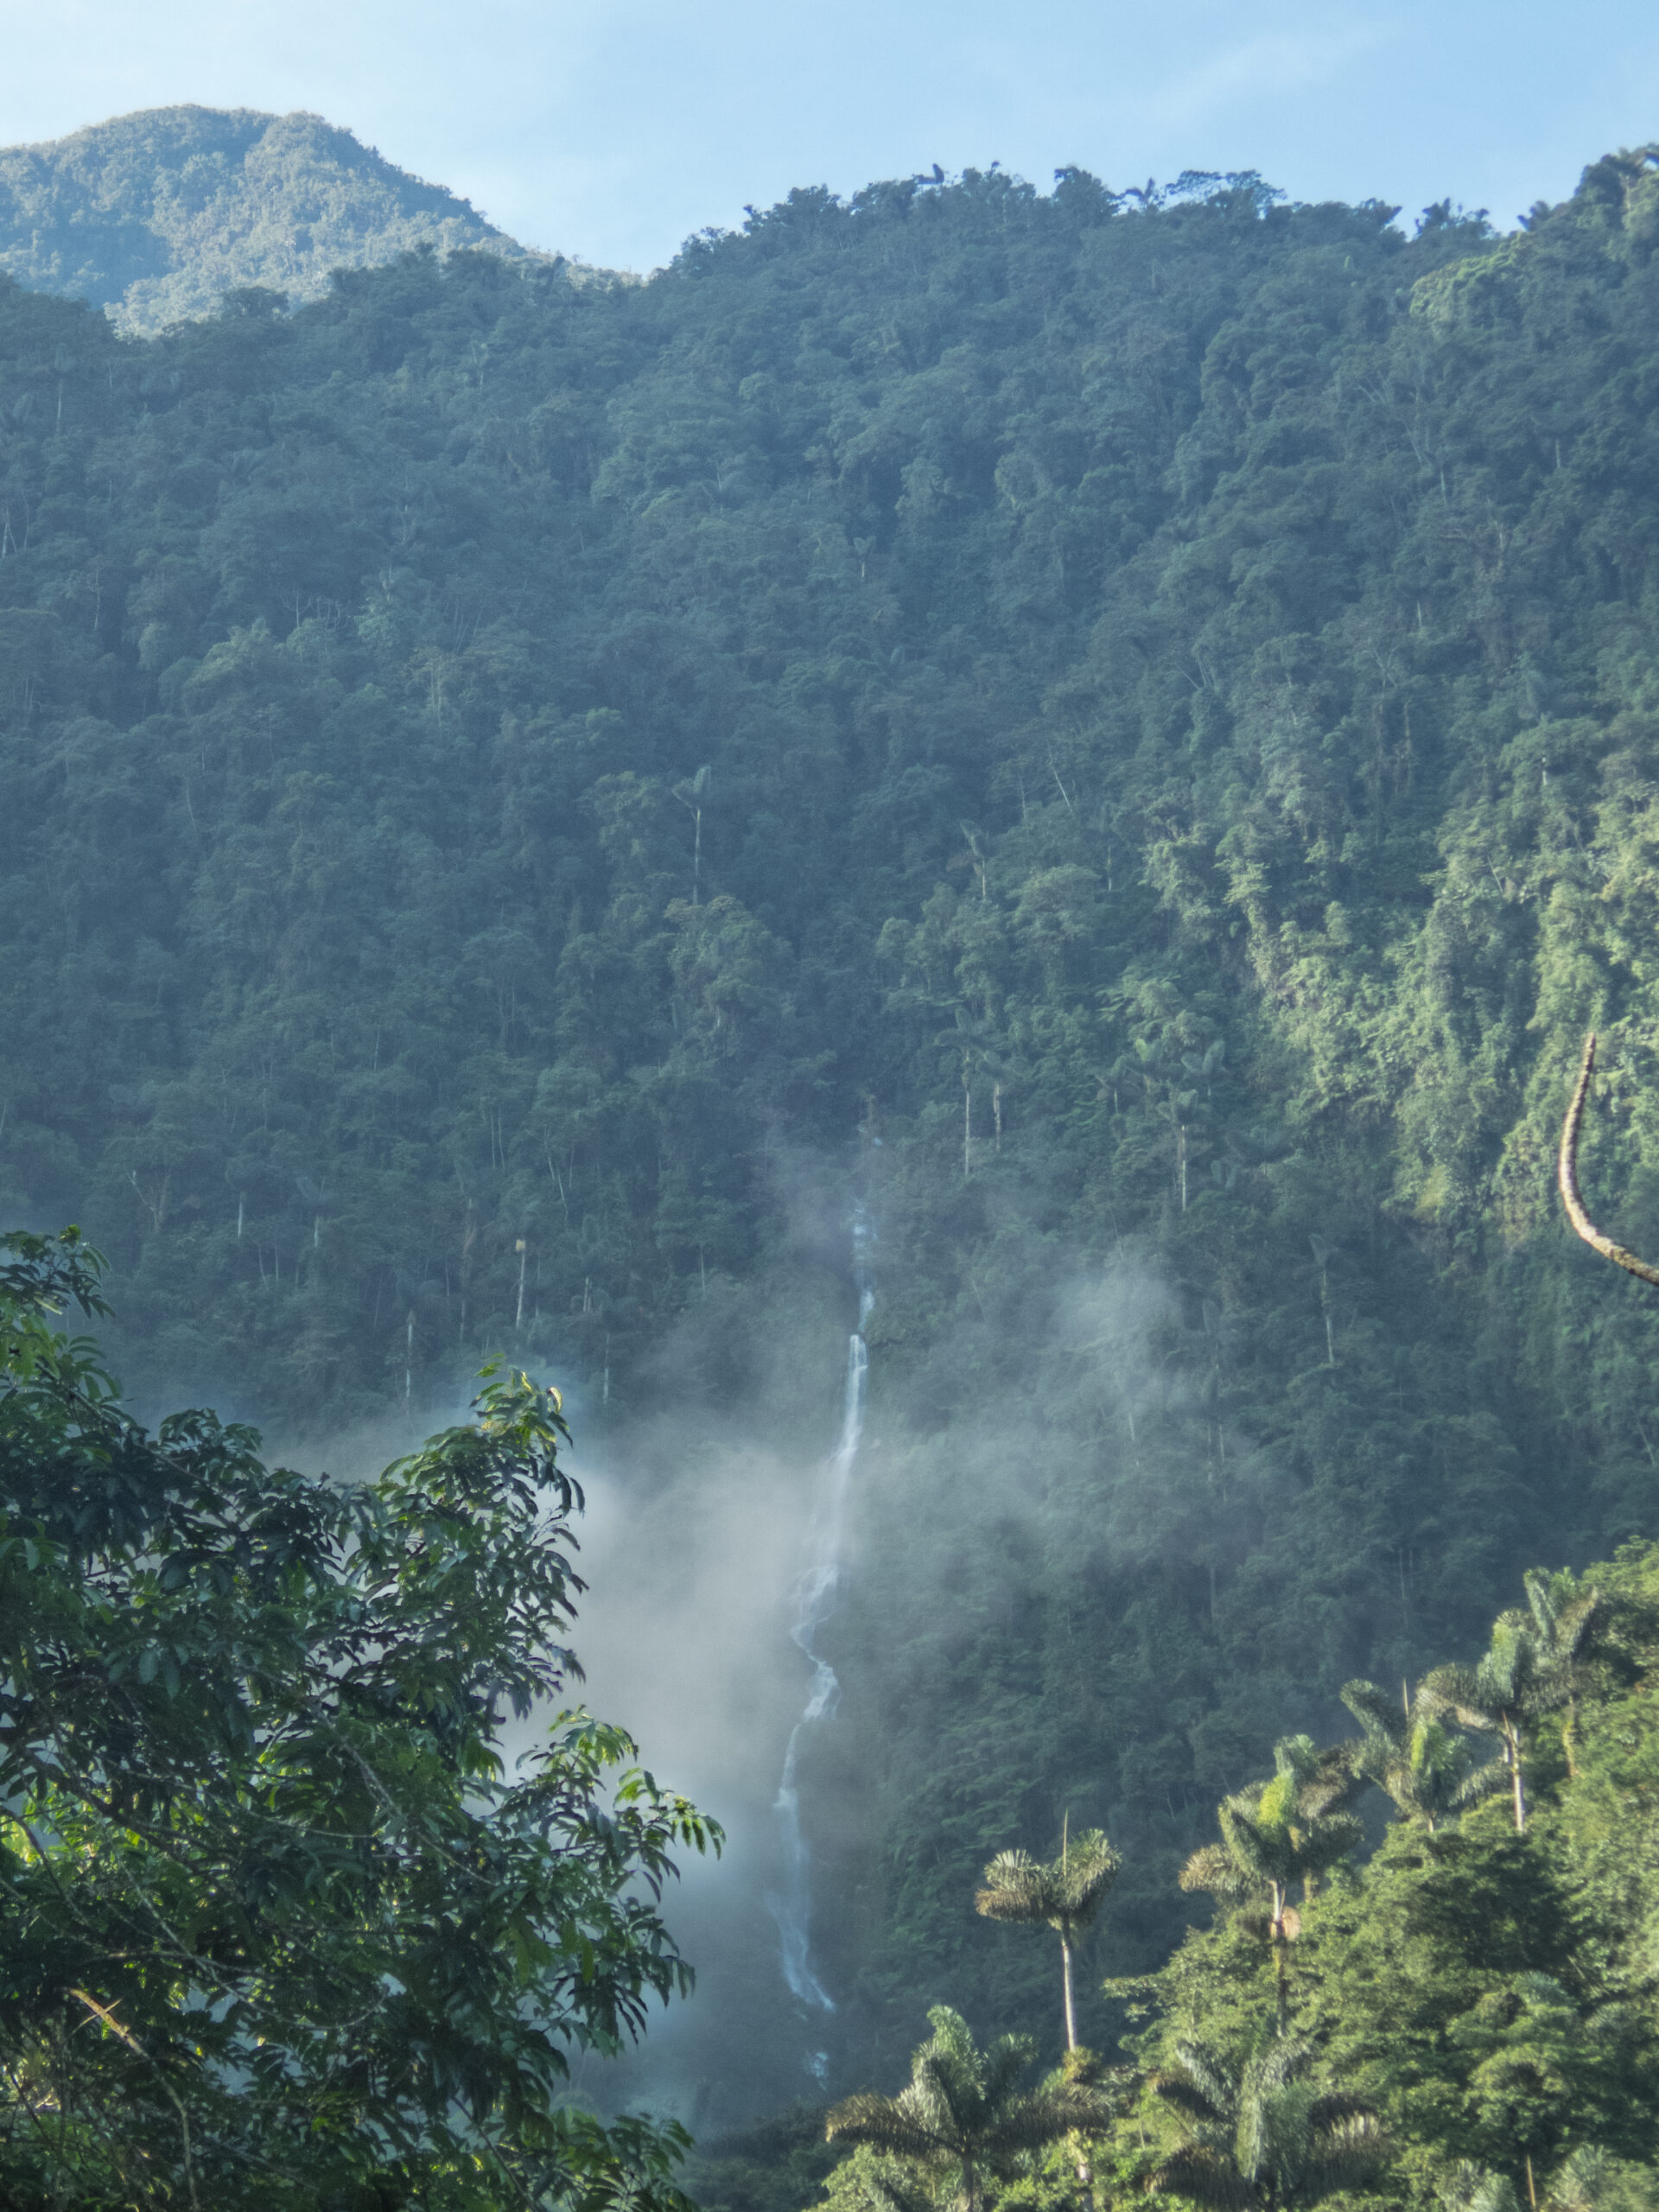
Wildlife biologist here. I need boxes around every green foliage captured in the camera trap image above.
[976,1827,1122,2047]
[1105,1548,1659,2212]
[1340,1677,1508,1829]
[5,137,1659,2078]
[1146,2035,1385,2209]
[976,1833,1122,1942]
[1420,1573,1611,1829]
[0,1226,715,2208]
[825,2007,1111,2212]
[0,105,556,333]
[1181,1737,1363,1917]
[681,2106,842,2212]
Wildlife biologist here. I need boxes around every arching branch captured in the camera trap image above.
[1558,1032,1659,1287]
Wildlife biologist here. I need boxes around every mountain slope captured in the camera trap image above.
[3,149,1659,2107]
[0,105,539,331]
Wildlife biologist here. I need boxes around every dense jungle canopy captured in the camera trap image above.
[5,141,1659,2106]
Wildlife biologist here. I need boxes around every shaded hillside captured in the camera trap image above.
[0,105,549,331]
[3,147,1659,2100]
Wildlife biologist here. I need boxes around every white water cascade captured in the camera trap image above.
[772,1212,874,2028]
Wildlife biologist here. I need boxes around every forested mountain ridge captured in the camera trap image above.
[3,145,1659,2091]
[0,105,558,333]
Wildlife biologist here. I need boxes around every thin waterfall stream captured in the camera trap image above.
[772,1210,874,2045]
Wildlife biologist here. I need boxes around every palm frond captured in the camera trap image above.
[974,1880,1052,1926]
[1523,1568,1559,1642]
[1301,2113,1389,2193]
[1298,1811,1363,1876]
[1440,2159,1522,2212]
[1420,1663,1497,1732]
[1145,2146,1255,2208]
[910,2054,970,2139]
[1247,2037,1310,2096]
[1299,1744,1366,1818]
[1544,2144,1614,2212]
[1452,1757,1510,1809]
[1056,1828,1122,1924]
[827,2097,946,2161]
[1148,2073,1226,2128]
[1555,1587,1604,1663]
[988,2088,1114,2157]
[1273,1734,1321,1783]
[1478,1616,1537,1707]
[1340,1678,1407,1746]
[977,1848,1044,1906]
[1179,1843,1255,1898]
[978,2035,1040,2113]
[1306,2089,1376,2129]
[1217,1799,1290,1885]
[1168,2042,1239,2115]
[849,2152,948,2212]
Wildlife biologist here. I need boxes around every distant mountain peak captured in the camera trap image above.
[0,104,549,333]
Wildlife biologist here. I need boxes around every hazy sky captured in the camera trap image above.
[1,0,1655,272]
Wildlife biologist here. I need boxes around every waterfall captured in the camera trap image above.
[772,1211,874,2027]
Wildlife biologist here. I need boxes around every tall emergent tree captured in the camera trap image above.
[0,1228,716,2211]
[1420,1574,1603,1834]
[975,1823,1122,2050]
[1181,1737,1363,2031]
[825,2006,1109,2212]
[1338,1678,1507,1831]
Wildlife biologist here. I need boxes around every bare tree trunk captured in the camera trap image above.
[1062,1935,1077,2051]
[1559,1033,1659,1285]
[1507,1719,1527,1833]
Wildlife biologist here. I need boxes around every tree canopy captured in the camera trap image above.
[0,1226,714,2209]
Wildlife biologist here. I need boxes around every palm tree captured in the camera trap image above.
[976,1821,1122,2050]
[1440,2145,1622,2212]
[1146,2036,1386,2210]
[1420,1576,1603,1834]
[1180,1738,1363,2030]
[826,2005,1111,2212]
[1339,1679,1508,1831]
[1421,1627,1537,1834]
[1518,1569,1605,1778]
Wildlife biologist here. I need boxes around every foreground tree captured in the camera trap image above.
[0,1229,715,2210]
[976,1822,1122,2050]
[825,2006,1110,2212]
[1146,2037,1385,2211]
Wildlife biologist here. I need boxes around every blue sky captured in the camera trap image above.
[1,0,1656,272]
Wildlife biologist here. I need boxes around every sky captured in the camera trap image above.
[0,0,1656,272]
